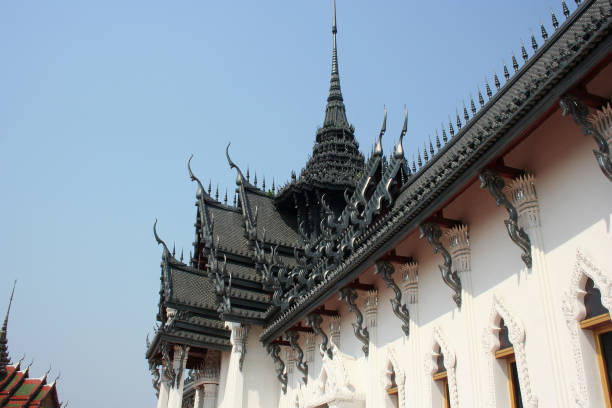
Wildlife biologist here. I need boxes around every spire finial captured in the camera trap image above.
[322,0,350,130]
[332,0,337,36]
[0,280,16,375]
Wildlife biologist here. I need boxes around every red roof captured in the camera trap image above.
[0,363,60,408]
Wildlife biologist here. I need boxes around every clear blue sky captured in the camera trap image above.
[0,1,568,406]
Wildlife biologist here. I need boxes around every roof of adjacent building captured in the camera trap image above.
[0,363,60,408]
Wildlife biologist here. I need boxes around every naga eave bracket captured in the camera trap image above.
[306,313,334,360]
[286,330,308,384]
[266,341,288,394]
[419,221,462,308]
[339,286,370,357]
[374,260,410,336]
[479,169,533,268]
[560,93,612,182]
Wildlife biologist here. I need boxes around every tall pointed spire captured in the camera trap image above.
[0,281,16,378]
[322,0,350,131]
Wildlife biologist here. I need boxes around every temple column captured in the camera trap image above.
[363,290,379,408]
[156,366,171,408]
[221,324,247,408]
[193,384,204,408]
[446,225,482,407]
[167,345,190,408]
[402,262,421,408]
[508,174,570,406]
[203,383,219,408]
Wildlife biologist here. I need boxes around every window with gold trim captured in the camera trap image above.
[386,369,399,408]
[580,277,612,407]
[432,352,450,408]
[494,319,523,408]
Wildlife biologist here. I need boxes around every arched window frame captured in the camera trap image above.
[380,346,406,408]
[425,326,458,408]
[482,294,537,408]
[562,248,612,407]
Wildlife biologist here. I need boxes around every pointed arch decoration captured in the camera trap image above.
[380,346,406,408]
[424,326,459,408]
[482,294,538,408]
[561,248,612,408]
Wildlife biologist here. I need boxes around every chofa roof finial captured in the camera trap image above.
[153,220,171,256]
[226,143,247,185]
[374,105,387,156]
[187,155,207,197]
[394,106,408,159]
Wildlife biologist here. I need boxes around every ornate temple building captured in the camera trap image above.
[0,283,63,408]
[146,1,612,406]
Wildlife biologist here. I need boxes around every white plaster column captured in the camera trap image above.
[508,174,569,407]
[330,316,341,348]
[220,324,247,408]
[156,366,171,408]
[363,290,379,408]
[203,383,218,408]
[193,384,204,408]
[445,225,482,408]
[402,262,421,408]
[167,345,190,408]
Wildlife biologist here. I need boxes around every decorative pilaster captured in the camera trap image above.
[232,325,249,371]
[479,169,532,268]
[304,333,316,364]
[401,262,422,408]
[560,96,612,182]
[285,348,295,375]
[445,225,483,407]
[330,316,341,348]
[375,260,410,336]
[363,290,379,408]
[420,222,462,307]
[339,287,370,357]
[167,345,190,408]
[446,225,470,274]
[508,174,570,406]
[401,262,419,306]
[363,290,378,330]
[224,323,247,408]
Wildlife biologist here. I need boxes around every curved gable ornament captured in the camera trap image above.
[482,294,537,408]
[562,248,612,408]
[304,342,365,408]
[425,326,459,408]
[380,346,406,408]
